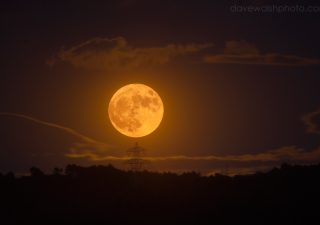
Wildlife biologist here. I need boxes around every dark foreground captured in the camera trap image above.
[1,163,319,225]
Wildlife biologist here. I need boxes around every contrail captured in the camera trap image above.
[0,112,111,151]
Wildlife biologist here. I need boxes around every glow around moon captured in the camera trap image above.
[108,84,164,138]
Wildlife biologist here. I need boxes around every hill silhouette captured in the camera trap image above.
[1,163,319,225]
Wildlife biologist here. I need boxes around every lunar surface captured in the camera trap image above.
[108,84,164,137]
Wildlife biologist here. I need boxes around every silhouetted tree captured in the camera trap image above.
[53,167,63,175]
[30,166,44,177]
[65,164,83,178]
[5,171,15,179]
[1,163,319,225]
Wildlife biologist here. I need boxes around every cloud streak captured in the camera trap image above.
[66,145,320,163]
[302,107,320,135]
[48,38,320,69]
[48,37,213,71]
[204,40,320,66]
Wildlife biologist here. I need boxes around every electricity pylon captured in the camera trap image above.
[125,142,148,171]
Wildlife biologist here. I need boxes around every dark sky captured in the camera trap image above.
[1,0,320,175]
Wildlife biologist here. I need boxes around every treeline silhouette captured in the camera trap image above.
[1,163,320,225]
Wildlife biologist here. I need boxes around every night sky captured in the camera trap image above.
[1,0,320,175]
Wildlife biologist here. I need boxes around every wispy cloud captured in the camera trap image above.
[302,107,320,135]
[66,145,320,163]
[48,38,320,69]
[204,40,320,66]
[48,37,213,71]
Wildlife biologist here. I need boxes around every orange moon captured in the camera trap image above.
[108,84,164,137]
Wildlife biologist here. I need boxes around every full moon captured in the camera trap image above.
[108,83,164,137]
